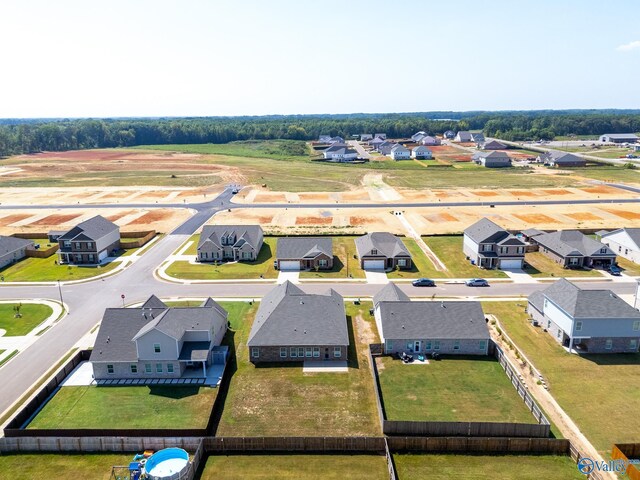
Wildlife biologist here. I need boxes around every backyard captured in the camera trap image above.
[299,236,365,279]
[0,454,135,480]
[387,238,441,279]
[422,236,508,278]
[484,301,640,454]
[215,302,380,436]
[0,303,53,336]
[376,355,535,423]
[523,252,603,278]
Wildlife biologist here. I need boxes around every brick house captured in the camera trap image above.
[530,230,616,269]
[463,218,526,269]
[197,225,264,263]
[56,215,120,265]
[275,237,333,271]
[355,232,412,270]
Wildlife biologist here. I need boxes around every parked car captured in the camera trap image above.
[608,265,622,276]
[466,278,489,287]
[412,278,435,287]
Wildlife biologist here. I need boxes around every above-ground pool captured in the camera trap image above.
[145,448,190,480]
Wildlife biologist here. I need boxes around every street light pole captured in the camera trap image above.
[57,280,64,307]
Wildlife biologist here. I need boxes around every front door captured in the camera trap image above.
[414,341,421,352]
[324,348,329,360]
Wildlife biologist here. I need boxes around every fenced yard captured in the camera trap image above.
[0,453,134,480]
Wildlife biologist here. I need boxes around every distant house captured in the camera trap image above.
[411,146,433,159]
[374,133,387,140]
[360,134,373,142]
[420,135,441,146]
[56,215,120,265]
[537,151,586,167]
[0,236,34,269]
[470,132,485,143]
[530,230,616,268]
[323,145,358,162]
[463,218,526,269]
[355,232,412,270]
[443,130,455,139]
[390,144,411,160]
[482,140,508,150]
[247,281,348,363]
[90,295,229,383]
[373,283,490,355]
[318,135,332,143]
[472,150,512,168]
[599,133,638,144]
[369,137,385,149]
[411,131,426,143]
[527,279,640,353]
[599,228,640,264]
[329,136,345,144]
[454,131,473,142]
[275,237,333,271]
[197,225,264,263]
[378,141,397,155]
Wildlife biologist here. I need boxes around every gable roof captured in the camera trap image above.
[355,232,411,259]
[455,131,473,141]
[0,235,33,255]
[534,230,614,257]
[601,228,640,251]
[412,146,432,153]
[373,282,410,307]
[247,281,347,347]
[325,147,357,156]
[472,150,511,160]
[535,278,640,319]
[141,294,167,309]
[276,237,333,260]
[198,225,263,251]
[390,144,409,153]
[483,140,507,149]
[470,132,485,142]
[601,133,638,140]
[58,215,119,242]
[540,151,585,164]
[464,218,512,244]
[379,301,489,340]
[522,228,545,238]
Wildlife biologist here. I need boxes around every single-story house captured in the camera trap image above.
[197,225,264,263]
[454,131,473,142]
[329,136,345,144]
[275,237,333,271]
[599,228,640,264]
[323,145,358,162]
[390,144,411,160]
[420,135,441,146]
[318,135,332,143]
[527,279,640,353]
[599,133,638,144]
[56,215,120,265]
[0,236,34,269]
[369,137,385,148]
[355,232,412,270]
[90,295,229,382]
[443,130,455,139]
[411,146,433,159]
[472,150,512,168]
[537,151,586,167]
[471,132,485,143]
[482,140,508,150]
[411,131,427,142]
[463,218,526,269]
[530,230,616,268]
[360,134,373,141]
[374,133,387,140]
[247,281,348,363]
[378,141,397,155]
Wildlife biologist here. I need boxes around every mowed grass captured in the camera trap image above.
[140,140,312,160]
[387,238,441,279]
[200,455,389,480]
[393,454,584,480]
[376,355,534,423]
[615,256,640,276]
[299,236,365,279]
[165,237,278,280]
[523,252,603,277]
[575,166,640,184]
[0,454,135,480]
[216,302,380,436]
[422,236,508,278]
[484,302,640,454]
[0,303,53,336]
[27,385,217,429]
[0,255,120,282]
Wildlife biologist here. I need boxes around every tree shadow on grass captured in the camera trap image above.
[207,329,236,435]
[346,314,360,369]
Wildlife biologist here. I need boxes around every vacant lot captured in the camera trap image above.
[27,385,217,429]
[387,238,441,279]
[524,252,603,278]
[0,454,135,480]
[0,303,53,336]
[0,255,120,282]
[200,455,388,479]
[485,302,640,454]
[216,302,380,436]
[393,454,584,480]
[423,236,508,278]
[299,236,365,279]
[376,356,534,423]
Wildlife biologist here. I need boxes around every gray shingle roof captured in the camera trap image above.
[373,283,410,307]
[540,151,585,165]
[141,294,167,309]
[522,228,545,238]
[379,301,489,340]
[533,278,640,319]
[483,140,507,149]
[247,281,347,347]
[464,218,510,244]
[534,230,614,258]
[58,215,119,242]
[276,237,332,260]
[601,228,640,250]
[198,225,263,252]
[0,235,33,255]
[472,151,510,160]
[456,131,473,141]
[355,232,411,259]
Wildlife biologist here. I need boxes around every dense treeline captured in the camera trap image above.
[1,111,640,157]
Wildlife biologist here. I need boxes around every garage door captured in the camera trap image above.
[500,259,522,269]
[98,250,108,261]
[279,260,301,271]
[363,259,385,270]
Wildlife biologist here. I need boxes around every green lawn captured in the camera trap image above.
[0,255,120,282]
[387,238,440,279]
[216,302,380,436]
[589,148,635,159]
[0,303,53,336]
[575,166,640,184]
[139,140,312,160]
[523,252,603,277]
[422,236,508,278]
[393,454,584,480]
[180,233,200,255]
[0,454,135,480]
[165,237,278,280]
[484,302,640,454]
[27,385,217,429]
[376,355,535,423]
[616,257,640,276]
[200,455,388,480]
[299,236,365,279]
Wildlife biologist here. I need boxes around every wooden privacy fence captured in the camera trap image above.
[570,443,606,480]
[26,245,58,258]
[0,436,203,454]
[204,436,387,453]
[387,436,569,454]
[120,230,156,249]
[383,421,549,438]
[612,444,640,480]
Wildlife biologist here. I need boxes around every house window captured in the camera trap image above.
[482,244,492,252]
[313,347,320,358]
[107,364,114,374]
[619,246,622,252]
[479,340,487,351]
[75,242,81,249]
[371,249,378,255]
[333,347,342,358]
[499,246,507,254]
[154,343,161,353]
[425,340,432,350]
[64,241,71,247]
[145,363,152,374]
[88,254,94,262]
[517,247,524,254]
[386,340,393,352]
[630,339,638,351]
[298,347,304,357]
[156,363,163,373]
[547,320,551,329]
[605,339,613,350]
[600,248,607,254]
[569,258,579,265]
[280,347,287,358]
[633,321,640,331]
[305,347,313,358]
[397,259,407,267]
[88,242,93,249]
[318,259,328,267]
[167,363,174,373]
[575,321,583,332]
[453,340,460,350]
[251,348,259,358]
[243,252,251,260]
[290,347,297,358]
[434,340,440,350]
[130,364,137,374]
[625,249,628,255]
[557,330,561,339]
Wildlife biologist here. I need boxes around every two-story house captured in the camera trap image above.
[56,215,120,265]
[527,279,640,353]
[463,218,526,269]
[90,295,229,384]
[197,225,264,263]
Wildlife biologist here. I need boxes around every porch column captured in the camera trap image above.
[202,361,207,378]
[568,336,574,352]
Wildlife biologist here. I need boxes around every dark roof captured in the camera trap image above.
[373,283,410,307]
[379,301,489,340]
[483,140,507,149]
[355,232,411,259]
[534,230,614,257]
[141,294,167,309]
[601,133,638,139]
[465,218,509,244]
[58,215,119,242]
[276,237,332,260]
[522,228,545,237]
[0,236,33,255]
[533,279,640,319]
[178,341,212,362]
[541,151,585,164]
[247,281,347,347]
[472,151,510,160]
[198,225,263,252]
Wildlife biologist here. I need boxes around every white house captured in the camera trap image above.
[411,146,433,159]
[390,145,411,160]
[599,228,640,264]
[420,135,441,146]
[323,145,358,162]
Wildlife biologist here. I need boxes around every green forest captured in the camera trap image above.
[1,110,640,157]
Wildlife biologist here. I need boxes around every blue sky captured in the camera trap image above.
[1,0,639,117]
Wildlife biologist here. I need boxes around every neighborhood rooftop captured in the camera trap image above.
[464,218,512,244]
[197,225,263,250]
[533,230,610,257]
[276,237,333,259]
[0,235,33,255]
[355,232,410,259]
[57,215,118,241]
[373,282,409,307]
